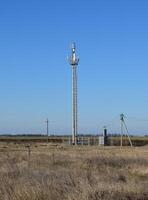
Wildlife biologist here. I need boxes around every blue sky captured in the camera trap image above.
[0,0,148,135]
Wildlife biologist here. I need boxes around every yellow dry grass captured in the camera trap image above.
[0,143,148,200]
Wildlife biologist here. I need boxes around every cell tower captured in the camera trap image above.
[120,114,133,147]
[68,43,79,145]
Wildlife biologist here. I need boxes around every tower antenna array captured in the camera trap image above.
[120,114,133,147]
[68,43,79,145]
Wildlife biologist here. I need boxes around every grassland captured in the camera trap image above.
[0,143,148,200]
[109,136,148,146]
[0,135,148,146]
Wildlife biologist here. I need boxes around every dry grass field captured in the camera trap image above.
[0,143,148,200]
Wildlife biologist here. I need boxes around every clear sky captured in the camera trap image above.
[0,0,148,135]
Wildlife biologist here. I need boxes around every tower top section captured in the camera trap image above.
[68,42,79,66]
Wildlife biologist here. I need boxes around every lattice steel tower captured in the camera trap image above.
[68,43,79,145]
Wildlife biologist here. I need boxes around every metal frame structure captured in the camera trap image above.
[68,43,79,145]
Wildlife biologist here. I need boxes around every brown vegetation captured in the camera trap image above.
[0,144,148,200]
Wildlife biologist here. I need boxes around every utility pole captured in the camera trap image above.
[46,118,49,143]
[120,114,133,147]
[120,114,124,147]
[68,43,79,145]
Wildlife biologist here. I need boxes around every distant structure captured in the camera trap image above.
[120,114,133,147]
[103,126,108,145]
[99,126,108,146]
[68,43,79,145]
[103,126,107,137]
